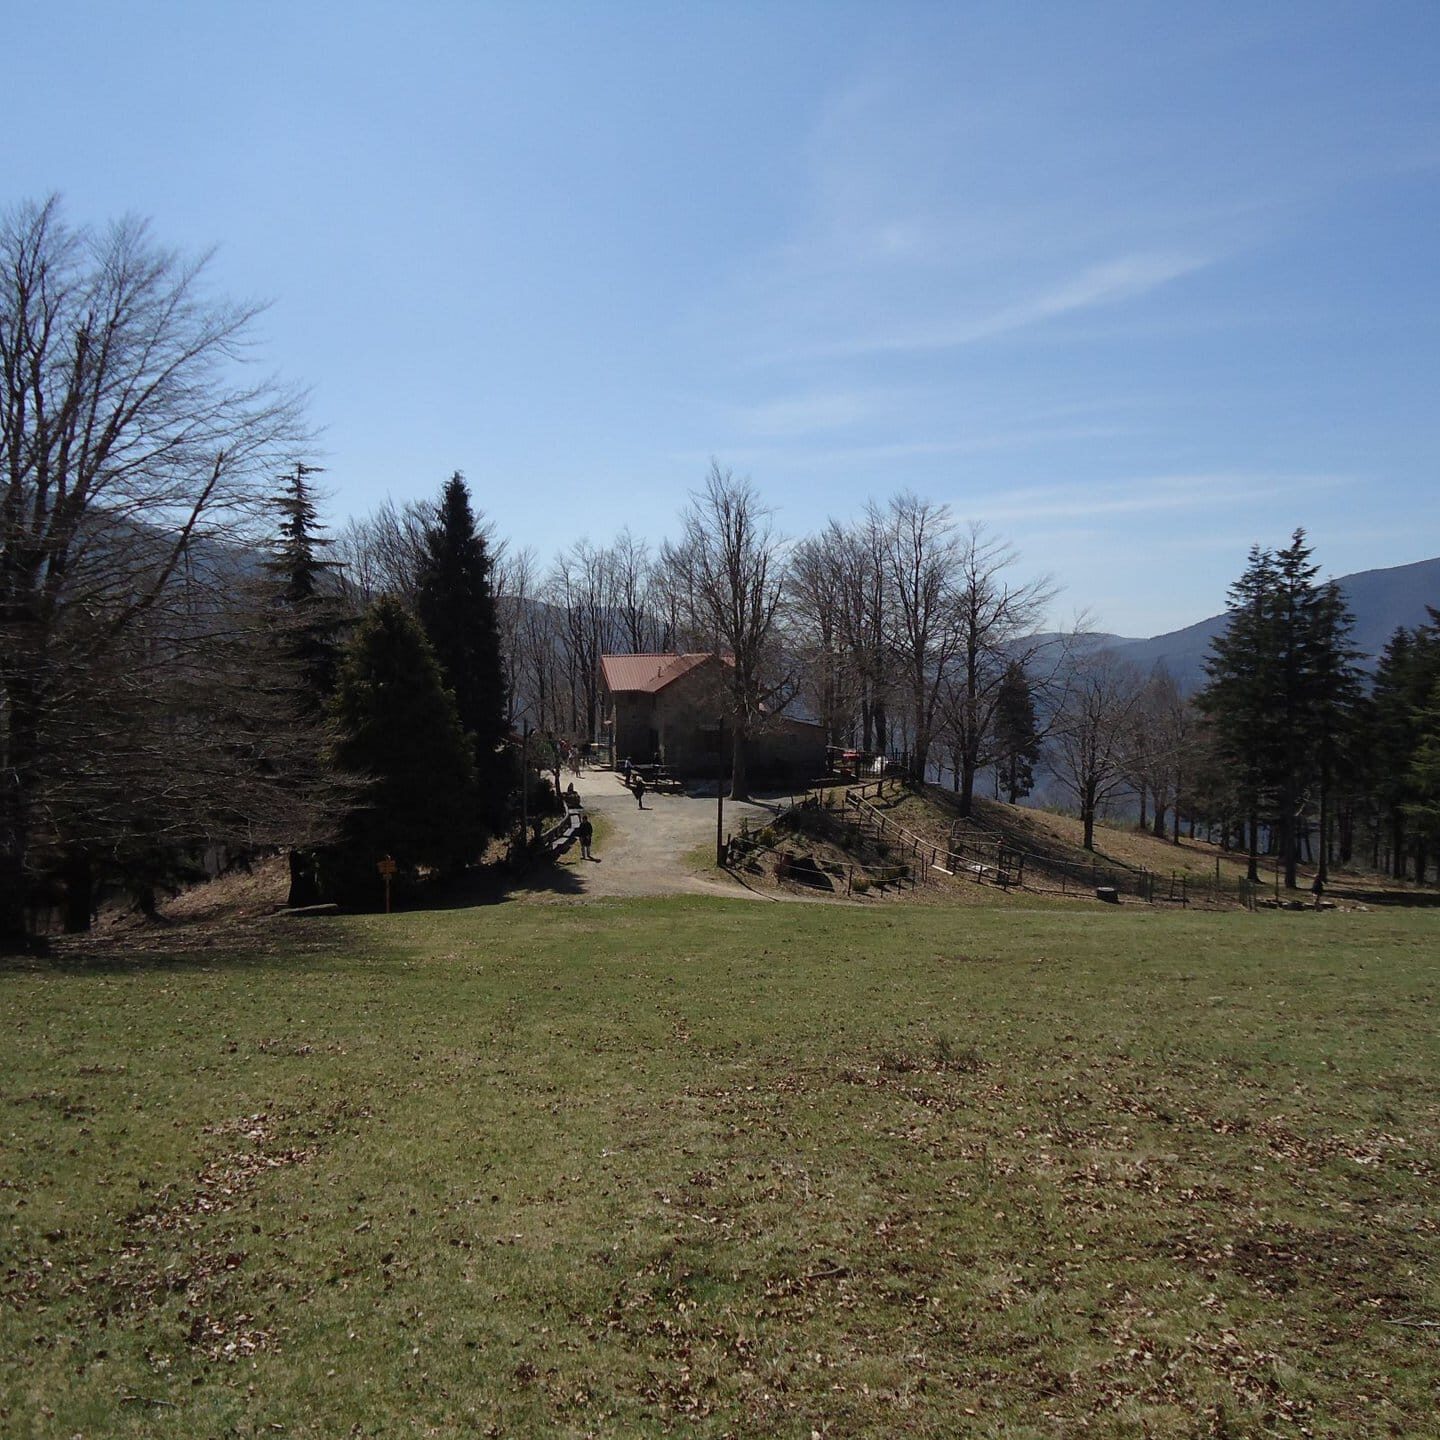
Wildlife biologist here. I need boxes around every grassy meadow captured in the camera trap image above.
[2,897,1437,1437]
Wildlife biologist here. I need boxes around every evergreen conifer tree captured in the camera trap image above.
[1370,613,1440,879]
[992,661,1041,803]
[1199,531,1360,887]
[323,597,479,906]
[268,464,346,707]
[1404,678,1440,858]
[264,464,348,905]
[1299,561,1361,882]
[416,473,511,832]
[1198,544,1283,880]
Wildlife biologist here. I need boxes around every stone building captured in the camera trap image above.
[599,653,825,783]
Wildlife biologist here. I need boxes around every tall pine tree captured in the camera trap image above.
[1405,678,1440,863]
[1199,531,1359,888]
[1299,559,1361,883]
[268,464,345,707]
[1198,545,1282,881]
[992,661,1041,803]
[1369,612,1440,880]
[416,473,511,834]
[264,463,348,905]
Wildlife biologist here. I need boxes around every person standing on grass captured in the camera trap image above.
[577,814,594,860]
[633,775,646,809]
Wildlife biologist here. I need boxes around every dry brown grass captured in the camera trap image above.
[981,799,1255,880]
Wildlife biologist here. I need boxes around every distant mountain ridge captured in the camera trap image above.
[1096,555,1440,692]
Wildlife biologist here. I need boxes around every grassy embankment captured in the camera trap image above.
[3,898,1437,1437]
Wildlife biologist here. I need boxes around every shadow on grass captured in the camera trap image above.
[2,851,632,975]
[0,912,342,976]
[1330,884,1440,908]
[414,856,587,909]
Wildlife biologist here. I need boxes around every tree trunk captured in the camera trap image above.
[909,727,928,784]
[1247,810,1260,883]
[1279,787,1299,890]
[729,728,750,802]
[0,852,27,949]
[287,849,321,908]
[0,667,41,948]
[62,849,94,934]
[958,754,977,817]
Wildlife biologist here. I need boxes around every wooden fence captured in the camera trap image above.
[725,779,1262,909]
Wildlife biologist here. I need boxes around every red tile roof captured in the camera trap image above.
[600,653,724,694]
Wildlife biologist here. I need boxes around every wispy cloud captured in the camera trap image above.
[665,421,1135,474]
[969,471,1349,525]
[788,250,1216,362]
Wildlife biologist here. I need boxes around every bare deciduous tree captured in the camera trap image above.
[334,492,506,614]
[663,464,790,800]
[1048,648,1148,851]
[788,528,855,747]
[611,527,668,653]
[550,538,618,742]
[876,493,962,783]
[838,512,895,757]
[333,497,431,608]
[1,196,306,943]
[1122,665,1192,839]
[937,523,1056,814]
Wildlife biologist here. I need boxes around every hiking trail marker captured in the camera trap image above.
[377,855,398,913]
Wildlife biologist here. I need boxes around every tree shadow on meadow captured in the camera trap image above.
[0,911,345,976]
[0,855,600,976]
[418,855,588,908]
[1328,883,1440,909]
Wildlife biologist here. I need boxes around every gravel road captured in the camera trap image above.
[555,768,791,899]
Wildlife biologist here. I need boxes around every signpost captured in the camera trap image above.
[377,855,398,914]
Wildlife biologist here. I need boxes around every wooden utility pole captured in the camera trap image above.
[715,718,726,867]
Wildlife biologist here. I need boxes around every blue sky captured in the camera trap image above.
[7,1,1439,635]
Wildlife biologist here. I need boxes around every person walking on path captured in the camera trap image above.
[577,815,595,860]
[633,776,647,809]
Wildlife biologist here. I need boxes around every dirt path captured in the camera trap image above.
[550,769,794,900]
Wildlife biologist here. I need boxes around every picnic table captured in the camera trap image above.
[630,763,683,792]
